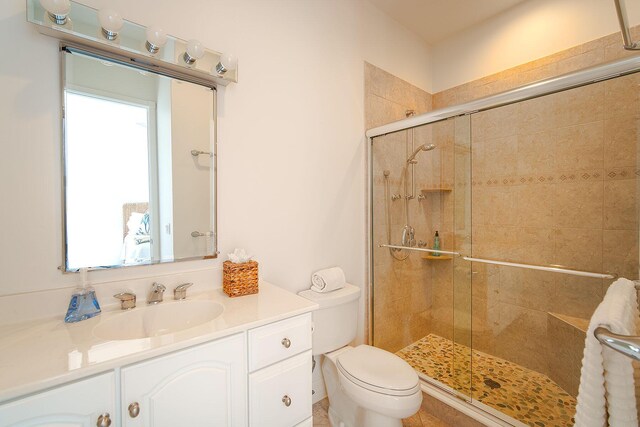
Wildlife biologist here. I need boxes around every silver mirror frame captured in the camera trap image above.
[59,42,218,272]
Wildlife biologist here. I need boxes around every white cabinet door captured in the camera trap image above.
[0,372,116,427]
[121,333,246,427]
[249,350,312,427]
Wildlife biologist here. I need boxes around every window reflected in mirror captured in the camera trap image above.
[63,49,216,271]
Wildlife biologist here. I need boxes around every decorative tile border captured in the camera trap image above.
[472,167,639,187]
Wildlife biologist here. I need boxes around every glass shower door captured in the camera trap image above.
[370,115,473,400]
[467,72,640,426]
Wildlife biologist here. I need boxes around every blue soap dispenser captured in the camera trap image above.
[64,268,101,323]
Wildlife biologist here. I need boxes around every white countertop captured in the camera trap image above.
[0,282,318,403]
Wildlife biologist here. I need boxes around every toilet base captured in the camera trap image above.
[327,402,402,427]
[322,346,421,427]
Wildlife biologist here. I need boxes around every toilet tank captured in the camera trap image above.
[298,283,361,355]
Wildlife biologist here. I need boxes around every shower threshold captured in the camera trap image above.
[397,334,576,427]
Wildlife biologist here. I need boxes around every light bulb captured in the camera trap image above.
[215,53,237,75]
[39,0,70,25]
[145,26,167,54]
[98,8,124,41]
[183,39,205,65]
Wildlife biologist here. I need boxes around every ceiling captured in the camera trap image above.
[367,0,528,44]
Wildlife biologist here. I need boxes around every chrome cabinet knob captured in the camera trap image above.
[281,338,291,348]
[128,402,140,418]
[282,395,292,407]
[96,413,111,427]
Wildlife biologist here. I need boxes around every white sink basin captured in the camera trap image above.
[93,300,224,340]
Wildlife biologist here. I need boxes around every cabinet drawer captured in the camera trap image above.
[248,313,312,371]
[249,350,312,427]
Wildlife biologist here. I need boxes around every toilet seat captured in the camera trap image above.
[336,345,420,396]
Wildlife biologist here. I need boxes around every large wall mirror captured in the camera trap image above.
[62,47,217,271]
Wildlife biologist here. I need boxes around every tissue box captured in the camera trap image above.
[223,260,259,297]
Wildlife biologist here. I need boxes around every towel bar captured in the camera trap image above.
[594,327,640,361]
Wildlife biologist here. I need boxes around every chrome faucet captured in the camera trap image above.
[147,282,166,305]
[174,283,193,300]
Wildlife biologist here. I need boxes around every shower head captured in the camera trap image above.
[407,143,436,164]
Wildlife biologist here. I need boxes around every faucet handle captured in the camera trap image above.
[151,282,166,292]
[174,283,193,300]
[114,292,136,310]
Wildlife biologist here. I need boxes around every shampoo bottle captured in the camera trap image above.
[64,268,101,323]
[433,231,441,257]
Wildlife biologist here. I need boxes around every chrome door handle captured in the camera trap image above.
[282,395,292,407]
[281,338,291,348]
[128,402,140,418]
[96,413,111,427]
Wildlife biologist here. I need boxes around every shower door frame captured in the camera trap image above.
[365,54,640,423]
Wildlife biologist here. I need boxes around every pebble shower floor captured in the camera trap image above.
[397,334,576,427]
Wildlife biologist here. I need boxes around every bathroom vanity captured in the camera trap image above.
[0,283,317,427]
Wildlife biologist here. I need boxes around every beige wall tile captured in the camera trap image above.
[555,121,604,171]
[498,267,554,311]
[494,303,549,374]
[555,83,604,128]
[515,184,555,228]
[553,181,604,229]
[472,104,519,141]
[547,313,586,397]
[517,95,558,134]
[603,228,639,280]
[604,179,638,230]
[604,73,640,119]
[517,130,556,175]
[556,47,604,76]
[549,276,603,319]
[604,116,640,168]
[554,228,603,272]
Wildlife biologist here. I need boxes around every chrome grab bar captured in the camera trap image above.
[378,244,461,257]
[593,282,640,361]
[594,326,640,361]
[377,245,616,278]
[462,257,616,280]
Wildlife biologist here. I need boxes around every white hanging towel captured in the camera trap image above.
[311,267,346,293]
[575,278,639,427]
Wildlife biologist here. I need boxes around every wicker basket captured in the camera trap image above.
[223,260,259,297]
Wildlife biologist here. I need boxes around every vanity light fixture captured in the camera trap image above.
[145,25,167,54]
[40,0,70,25]
[215,53,237,75]
[183,39,205,65]
[98,8,124,41]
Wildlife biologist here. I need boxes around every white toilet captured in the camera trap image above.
[299,283,422,427]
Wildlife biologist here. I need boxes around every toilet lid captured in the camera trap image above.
[336,345,419,396]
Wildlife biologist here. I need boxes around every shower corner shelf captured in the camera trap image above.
[421,188,452,193]
[422,255,453,260]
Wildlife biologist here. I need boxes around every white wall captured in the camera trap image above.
[0,0,431,341]
[432,0,640,92]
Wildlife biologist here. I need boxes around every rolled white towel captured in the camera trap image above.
[311,267,346,293]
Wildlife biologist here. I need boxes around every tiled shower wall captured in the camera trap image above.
[366,63,436,352]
